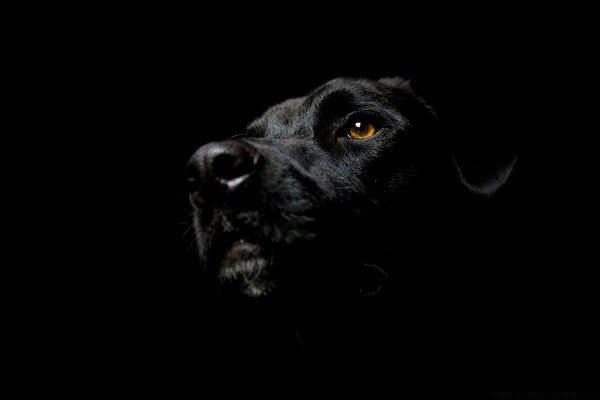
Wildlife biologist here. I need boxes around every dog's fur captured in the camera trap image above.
[189,77,515,302]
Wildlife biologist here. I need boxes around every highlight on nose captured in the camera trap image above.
[186,140,263,206]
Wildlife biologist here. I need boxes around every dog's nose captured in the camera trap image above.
[186,140,263,205]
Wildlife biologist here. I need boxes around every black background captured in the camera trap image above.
[31,8,597,397]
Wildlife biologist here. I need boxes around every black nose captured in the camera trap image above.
[186,140,263,206]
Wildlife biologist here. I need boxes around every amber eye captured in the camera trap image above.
[348,121,377,140]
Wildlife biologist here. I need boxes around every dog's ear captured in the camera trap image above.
[379,76,413,90]
[379,76,517,197]
[379,76,438,119]
[452,151,518,197]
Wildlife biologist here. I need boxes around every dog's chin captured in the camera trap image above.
[217,240,275,297]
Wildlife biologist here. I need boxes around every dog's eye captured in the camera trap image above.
[347,121,377,140]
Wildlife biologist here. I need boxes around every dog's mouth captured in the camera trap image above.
[215,238,275,297]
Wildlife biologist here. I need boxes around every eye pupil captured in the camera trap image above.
[348,120,377,139]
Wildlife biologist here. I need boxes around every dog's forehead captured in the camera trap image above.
[310,77,382,97]
[248,78,383,139]
[247,97,310,139]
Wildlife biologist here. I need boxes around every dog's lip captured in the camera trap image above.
[223,239,265,258]
[231,238,250,246]
[217,237,269,263]
[207,234,274,276]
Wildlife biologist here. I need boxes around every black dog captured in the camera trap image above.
[187,76,516,302]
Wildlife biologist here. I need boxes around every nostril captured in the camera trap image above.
[187,176,200,193]
[185,162,202,193]
[186,140,263,206]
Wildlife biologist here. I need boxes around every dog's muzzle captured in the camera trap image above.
[186,140,263,207]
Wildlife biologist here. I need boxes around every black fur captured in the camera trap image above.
[188,77,516,303]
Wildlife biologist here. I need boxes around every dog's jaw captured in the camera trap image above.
[217,240,275,297]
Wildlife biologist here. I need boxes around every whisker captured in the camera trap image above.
[180,223,194,240]
[186,237,197,255]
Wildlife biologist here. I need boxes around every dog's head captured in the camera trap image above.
[186,77,515,297]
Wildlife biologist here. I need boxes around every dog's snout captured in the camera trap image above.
[186,140,263,205]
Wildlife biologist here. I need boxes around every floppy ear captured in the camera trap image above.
[452,148,518,197]
[379,76,438,119]
[379,76,517,197]
[379,76,413,90]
